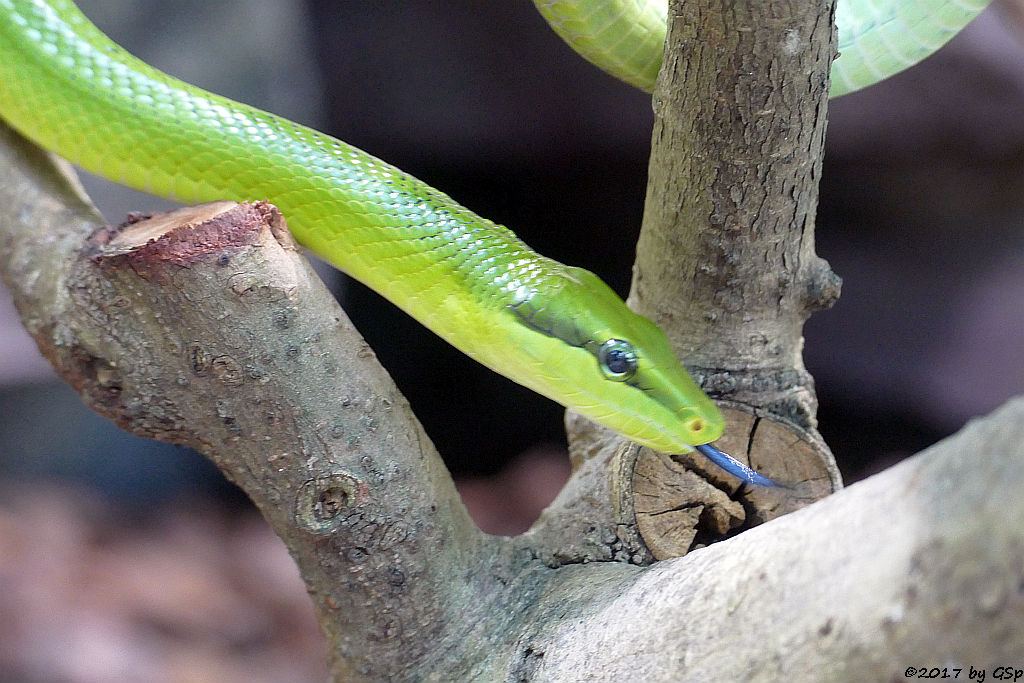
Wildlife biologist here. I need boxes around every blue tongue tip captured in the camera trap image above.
[694,443,778,487]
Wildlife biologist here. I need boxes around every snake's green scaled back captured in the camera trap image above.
[0,0,728,464]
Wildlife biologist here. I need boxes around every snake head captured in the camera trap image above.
[506,265,724,454]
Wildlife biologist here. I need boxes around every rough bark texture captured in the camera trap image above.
[0,127,494,680]
[547,0,842,559]
[632,0,840,418]
[519,397,1024,682]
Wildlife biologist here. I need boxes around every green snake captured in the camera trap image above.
[0,0,989,486]
[533,0,991,95]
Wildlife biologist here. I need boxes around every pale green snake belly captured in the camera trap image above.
[0,0,989,485]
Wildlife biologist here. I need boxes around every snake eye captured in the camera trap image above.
[597,339,638,380]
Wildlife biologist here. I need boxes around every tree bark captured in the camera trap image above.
[540,0,843,562]
[3,126,1022,681]
[633,0,839,422]
[0,125,493,679]
[519,396,1024,682]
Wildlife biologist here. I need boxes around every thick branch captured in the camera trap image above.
[633,0,839,422]
[0,123,498,680]
[543,0,842,562]
[519,397,1024,681]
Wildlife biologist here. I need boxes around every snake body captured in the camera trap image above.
[533,0,992,96]
[0,0,988,484]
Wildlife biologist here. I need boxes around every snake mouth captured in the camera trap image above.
[693,443,777,487]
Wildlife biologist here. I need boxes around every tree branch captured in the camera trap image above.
[634,0,839,419]
[0,122,493,679]
[539,0,842,562]
[518,396,1024,681]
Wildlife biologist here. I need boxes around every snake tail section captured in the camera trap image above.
[533,0,991,96]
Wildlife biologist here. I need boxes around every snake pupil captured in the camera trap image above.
[605,350,630,374]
